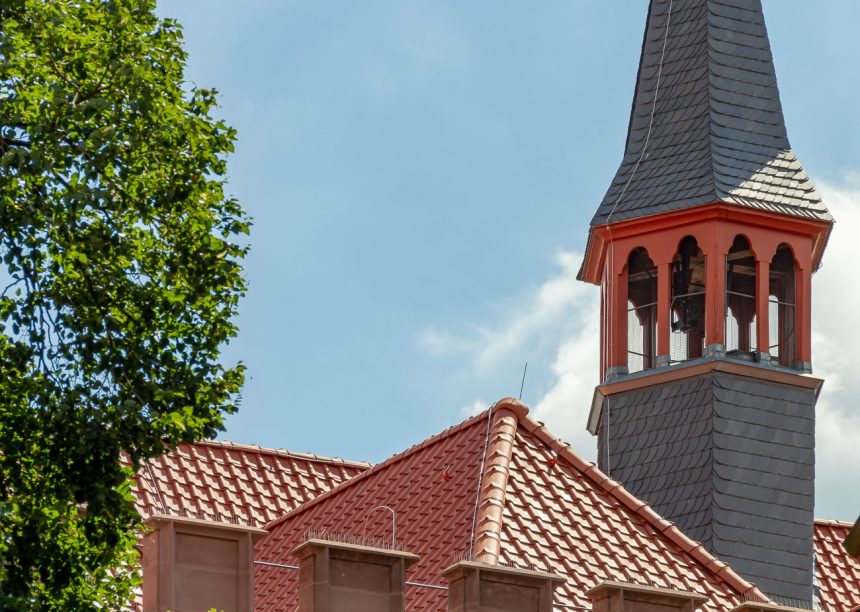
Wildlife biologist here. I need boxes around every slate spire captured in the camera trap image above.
[592,0,831,226]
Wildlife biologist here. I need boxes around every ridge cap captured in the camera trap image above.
[470,398,526,563]
[193,439,372,469]
[705,1,722,210]
[814,518,855,528]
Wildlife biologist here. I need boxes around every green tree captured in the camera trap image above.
[0,1,249,607]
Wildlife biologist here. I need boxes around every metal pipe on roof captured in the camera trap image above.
[253,560,299,570]
[404,581,447,591]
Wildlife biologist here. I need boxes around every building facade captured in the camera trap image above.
[133,1,859,610]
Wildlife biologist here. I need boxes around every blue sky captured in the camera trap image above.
[155,1,860,520]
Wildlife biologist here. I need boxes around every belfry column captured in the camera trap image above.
[656,260,671,367]
[756,258,770,364]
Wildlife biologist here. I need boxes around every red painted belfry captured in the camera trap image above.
[579,2,832,380]
[579,0,832,605]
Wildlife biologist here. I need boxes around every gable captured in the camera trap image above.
[253,402,767,610]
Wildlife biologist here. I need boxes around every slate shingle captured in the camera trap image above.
[599,371,818,604]
[592,0,830,226]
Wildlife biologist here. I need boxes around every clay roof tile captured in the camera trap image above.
[130,441,369,527]
[813,518,860,610]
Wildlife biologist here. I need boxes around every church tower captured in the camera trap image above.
[579,0,832,605]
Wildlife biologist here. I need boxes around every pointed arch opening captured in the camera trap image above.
[726,235,757,358]
[627,248,657,373]
[769,244,797,368]
[670,236,706,362]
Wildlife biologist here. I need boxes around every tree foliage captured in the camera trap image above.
[0,0,249,607]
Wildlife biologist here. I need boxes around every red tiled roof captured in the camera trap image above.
[254,399,769,610]
[131,440,369,527]
[500,415,762,611]
[814,519,860,611]
[256,411,491,609]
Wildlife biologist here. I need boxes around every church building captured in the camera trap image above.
[131,1,859,610]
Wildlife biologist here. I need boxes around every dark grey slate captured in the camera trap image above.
[591,0,831,226]
[597,370,816,603]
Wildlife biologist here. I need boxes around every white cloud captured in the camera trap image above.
[810,176,860,519]
[531,299,600,457]
[417,251,595,370]
[416,326,476,357]
[459,398,489,418]
[470,252,592,371]
[417,250,601,456]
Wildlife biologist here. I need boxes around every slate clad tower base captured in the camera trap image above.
[579,0,834,607]
[595,366,820,603]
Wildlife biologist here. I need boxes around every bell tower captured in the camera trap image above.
[579,0,832,606]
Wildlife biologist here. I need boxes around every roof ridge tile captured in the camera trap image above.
[195,439,371,469]
[472,398,524,563]
[814,517,855,528]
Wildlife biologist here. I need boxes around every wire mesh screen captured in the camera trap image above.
[726,236,757,356]
[726,298,757,354]
[769,296,796,367]
[627,247,658,374]
[769,244,797,368]
[670,292,705,362]
[628,301,657,373]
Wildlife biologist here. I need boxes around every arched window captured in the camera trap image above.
[627,248,657,373]
[770,244,797,368]
[726,235,757,358]
[671,237,706,362]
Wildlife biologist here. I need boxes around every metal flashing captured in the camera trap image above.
[586,387,606,435]
[586,580,709,604]
[587,355,822,434]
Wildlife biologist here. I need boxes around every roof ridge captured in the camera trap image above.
[814,518,855,528]
[262,408,494,532]
[514,410,770,603]
[470,398,528,564]
[192,439,372,469]
[705,1,721,220]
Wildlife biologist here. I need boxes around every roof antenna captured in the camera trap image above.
[518,362,528,401]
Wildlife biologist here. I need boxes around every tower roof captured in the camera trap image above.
[591,0,831,226]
